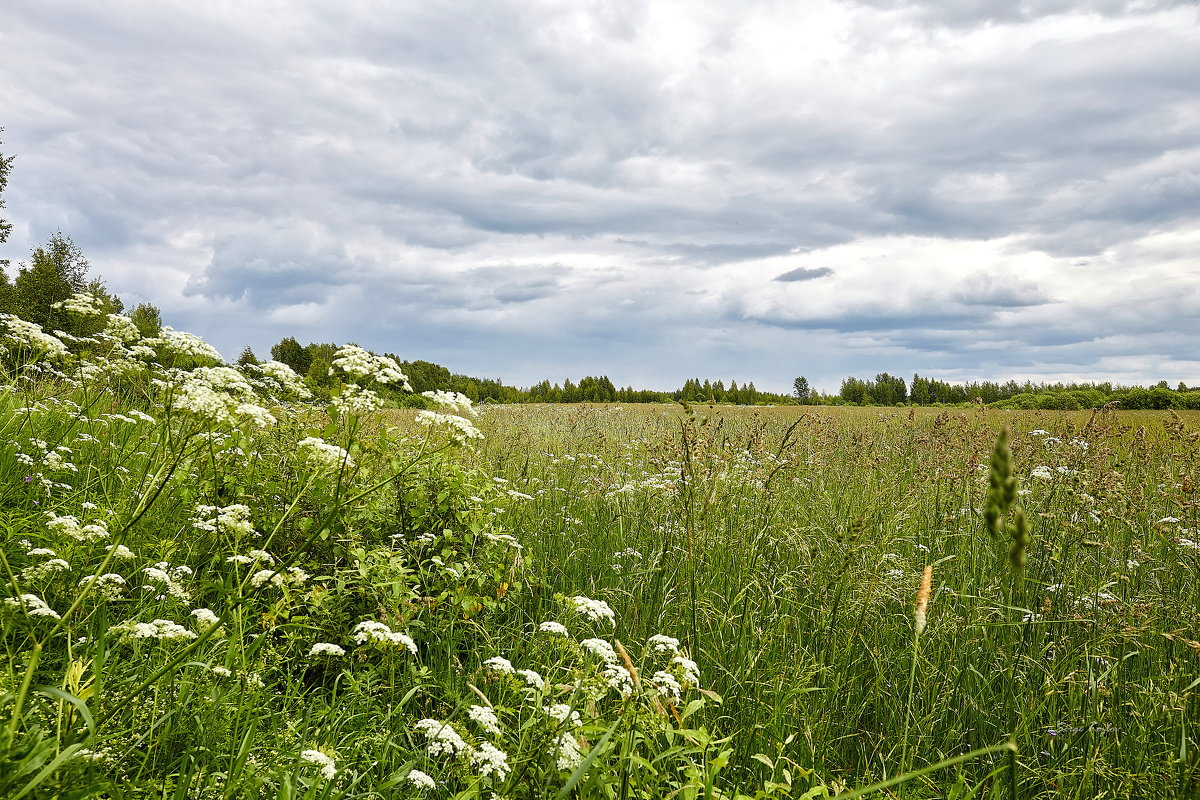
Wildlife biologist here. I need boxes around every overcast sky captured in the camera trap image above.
[2,0,1198,393]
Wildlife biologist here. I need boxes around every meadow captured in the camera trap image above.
[1,300,1198,798]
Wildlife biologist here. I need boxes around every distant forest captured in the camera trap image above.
[263,336,1200,411]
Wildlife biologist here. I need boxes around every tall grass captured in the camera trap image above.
[468,403,1200,798]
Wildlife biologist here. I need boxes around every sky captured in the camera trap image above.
[2,0,1198,394]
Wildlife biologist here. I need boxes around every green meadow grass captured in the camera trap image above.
[2,302,1197,799]
[461,403,1200,798]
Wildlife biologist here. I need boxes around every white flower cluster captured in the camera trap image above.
[46,514,109,542]
[647,634,680,654]
[1,315,70,358]
[192,504,256,537]
[415,410,483,442]
[53,292,106,316]
[407,769,436,789]
[103,314,141,343]
[467,705,502,735]
[650,670,683,703]
[569,595,616,625]
[78,573,127,600]
[422,390,477,416]
[543,703,582,729]
[538,620,570,637]
[141,565,192,603]
[580,638,634,695]
[309,642,346,657]
[353,620,418,654]
[297,437,354,473]
[246,360,312,399]
[518,668,546,691]
[554,733,584,771]
[299,749,338,780]
[3,593,61,619]
[331,384,383,416]
[152,328,223,362]
[108,618,198,641]
[414,718,470,758]
[483,655,515,674]
[19,558,70,582]
[672,655,700,686]
[249,567,309,589]
[331,345,410,386]
[191,607,222,631]
[469,741,510,781]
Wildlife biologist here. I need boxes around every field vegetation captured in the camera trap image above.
[2,297,1199,798]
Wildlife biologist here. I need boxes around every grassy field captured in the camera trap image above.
[456,403,1200,798]
[2,307,1198,798]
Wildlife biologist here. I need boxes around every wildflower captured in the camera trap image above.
[191,608,221,629]
[3,594,61,619]
[414,718,470,758]
[470,742,510,780]
[580,638,619,664]
[407,769,436,789]
[234,403,276,428]
[297,437,354,473]
[210,665,233,677]
[309,642,347,657]
[602,663,634,695]
[20,558,70,582]
[78,573,127,600]
[352,621,418,654]
[26,547,57,557]
[553,733,583,771]
[299,749,338,780]
[650,670,683,703]
[153,327,223,362]
[517,668,546,691]
[672,655,700,686]
[468,705,502,735]
[422,390,477,416]
[108,618,198,641]
[142,566,191,602]
[483,655,515,674]
[1,315,70,358]
[543,704,582,728]
[415,410,483,442]
[331,384,383,416]
[1030,466,1053,480]
[106,544,136,559]
[193,504,256,537]
[647,634,680,654]
[569,595,616,625]
[249,567,309,589]
[538,620,570,637]
[332,345,410,386]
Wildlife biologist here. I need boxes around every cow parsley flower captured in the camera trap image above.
[300,749,338,780]
[647,634,680,654]
[569,595,616,625]
[422,390,477,416]
[470,742,510,780]
[415,410,483,442]
[108,618,198,642]
[353,621,418,654]
[483,656,515,674]
[332,345,410,386]
[192,504,256,537]
[3,594,60,619]
[538,620,570,637]
[309,642,347,657]
[672,655,700,686]
[468,705,502,735]
[249,567,309,589]
[414,718,470,758]
[542,704,582,728]
[407,769,436,789]
[297,437,353,472]
[78,573,127,600]
[554,733,584,771]
[650,670,683,703]
[580,638,619,664]
[517,668,546,692]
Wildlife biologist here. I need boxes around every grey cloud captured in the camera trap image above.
[774,267,834,282]
[951,272,1051,307]
[840,0,1197,28]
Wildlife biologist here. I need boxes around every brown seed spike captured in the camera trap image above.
[914,565,932,635]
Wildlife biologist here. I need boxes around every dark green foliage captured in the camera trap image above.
[269,336,311,375]
[792,375,811,401]
[129,302,163,338]
[237,345,258,365]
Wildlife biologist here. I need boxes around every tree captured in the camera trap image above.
[130,303,163,338]
[792,376,811,402]
[270,336,311,376]
[237,345,259,365]
[14,232,99,332]
[0,130,13,267]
